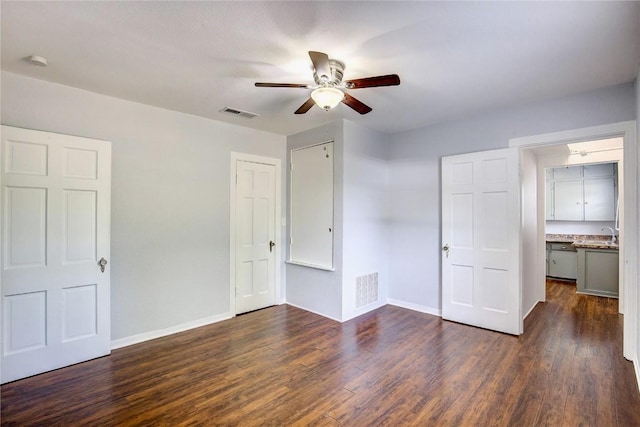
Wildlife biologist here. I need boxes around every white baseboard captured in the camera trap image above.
[342,300,387,322]
[523,300,541,320]
[111,311,233,350]
[387,298,442,317]
[285,301,343,322]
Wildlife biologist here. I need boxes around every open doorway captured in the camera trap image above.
[510,121,637,362]
[541,143,622,300]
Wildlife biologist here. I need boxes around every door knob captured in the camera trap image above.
[442,244,450,258]
[98,257,108,273]
[269,241,275,253]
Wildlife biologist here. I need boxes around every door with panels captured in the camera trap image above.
[234,160,276,314]
[441,148,522,335]
[1,126,111,383]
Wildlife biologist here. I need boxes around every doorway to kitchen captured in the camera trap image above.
[510,121,637,362]
[543,154,622,301]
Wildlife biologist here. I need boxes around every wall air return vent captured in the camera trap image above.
[356,272,379,308]
[219,107,259,119]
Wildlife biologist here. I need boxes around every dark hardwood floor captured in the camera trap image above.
[2,279,639,426]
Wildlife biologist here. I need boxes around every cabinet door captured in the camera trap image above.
[577,249,619,297]
[584,177,615,221]
[553,166,582,179]
[583,163,614,177]
[553,180,583,220]
[548,250,578,279]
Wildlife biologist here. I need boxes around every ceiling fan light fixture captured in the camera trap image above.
[311,87,344,111]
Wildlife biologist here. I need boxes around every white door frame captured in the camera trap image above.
[229,152,282,316]
[510,121,637,363]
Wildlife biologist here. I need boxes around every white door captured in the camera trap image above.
[235,160,276,314]
[1,126,111,383]
[441,147,521,335]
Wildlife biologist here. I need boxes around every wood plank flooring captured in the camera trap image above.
[2,279,639,426]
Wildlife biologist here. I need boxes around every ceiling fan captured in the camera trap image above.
[255,51,400,115]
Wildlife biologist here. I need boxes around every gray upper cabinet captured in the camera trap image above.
[553,179,583,220]
[546,163,617,221]
[583,177,616,220]
[583,163,614,177]
[552,166,582,179]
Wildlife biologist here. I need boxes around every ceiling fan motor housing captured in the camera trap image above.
[314,59,345,86]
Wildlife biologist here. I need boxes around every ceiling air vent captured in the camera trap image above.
[219,107,259,119]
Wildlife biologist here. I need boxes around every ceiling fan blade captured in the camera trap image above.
[309,51,331,81]
[344,74,400,89]
[294,98,316,114]
[342,93,372,115]
[255,82,310,88]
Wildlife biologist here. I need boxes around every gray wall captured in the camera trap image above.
[286,121,344,320]
[341,120,389,320]
[1,71,287,341]
[388,82,637,311]
[285,119,390,322]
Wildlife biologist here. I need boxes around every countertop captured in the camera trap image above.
[546,234,619,250]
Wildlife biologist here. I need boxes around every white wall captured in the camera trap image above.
[636,68,640,373]
[545,221,617,236]
[521,149,539,318]
[388,82,637,311]
[1,71,287,342]
[341,120,389,321]
[286,121,344,320]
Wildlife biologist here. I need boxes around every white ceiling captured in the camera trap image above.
[2,1,639,136]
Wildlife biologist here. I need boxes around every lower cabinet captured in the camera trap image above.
[577,249,619,298]
[547,243,577,280]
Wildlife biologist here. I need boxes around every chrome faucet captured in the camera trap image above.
[601,226,617,243]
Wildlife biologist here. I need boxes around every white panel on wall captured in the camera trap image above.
[62,284,97,342]
[63,148,98,179]
[3,291,47,355]
[451,265,473,306]
[451,193,473,248]
[6,141,48,176]
[64,190,97,263]
[482,192,508,250]
[290,142,334,270]
[482,268,508,313]
[4,187,47,268]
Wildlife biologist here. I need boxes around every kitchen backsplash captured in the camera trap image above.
[545,220,617,236]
